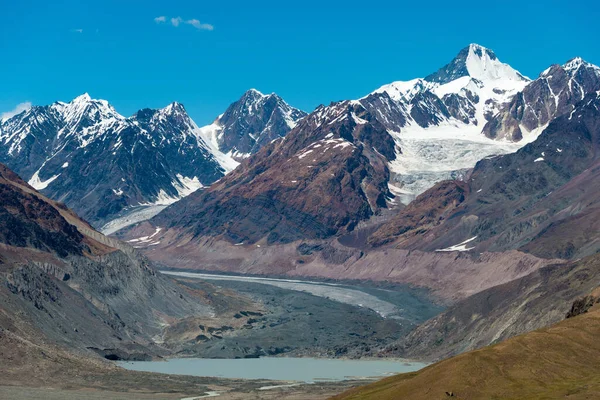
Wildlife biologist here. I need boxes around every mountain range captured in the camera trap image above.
[0,90,305,231]
[4,42,600,399]
[117,44,600,369]
[123,44,600,251]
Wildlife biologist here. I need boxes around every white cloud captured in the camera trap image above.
[71,28,83,33]
[185,19,214,31]
[157,16,213,31]
[170,16,182,27]
[1,102,32,121]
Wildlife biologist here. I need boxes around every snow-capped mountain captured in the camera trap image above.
[364,44,529,130]
[198,89,307,160]
[143,98,395,245]
[125,44,600,250]
[0,94,234,228]
[483,57,600,141]
[358,43,531,201]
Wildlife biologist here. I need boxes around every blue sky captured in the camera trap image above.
[1,0,599,125]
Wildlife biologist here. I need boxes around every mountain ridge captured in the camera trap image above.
[0,89,303,229]
[125,44,562,248]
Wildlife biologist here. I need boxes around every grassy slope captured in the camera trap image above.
[333,306,600,400]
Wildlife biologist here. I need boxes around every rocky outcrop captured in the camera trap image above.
[566,295,599,319]
[483,58,600,141]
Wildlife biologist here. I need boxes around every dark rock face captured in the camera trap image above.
[0,164,85,257]
[205,89,307,159]
[443,92,477,124]
[565,295,599,319]
[370,93,600,260]
[359,91,410,131]
[151,101,396,244]
[359,80,466,132]
[0,95,228,227]
[409,91,451,127]
[425,46,472,84]
[483,58,600,141]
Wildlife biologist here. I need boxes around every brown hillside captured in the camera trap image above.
[333,305,600,400]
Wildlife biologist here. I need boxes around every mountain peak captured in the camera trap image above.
[539,57,600,79]
[563,57,600,72]
[246,88,266,97]
[54,93,125,124]
[564,57,585,70]
[72,92,92,103]
[467,43,496,59]
[163,101,187,114]
[132,102,188,123]
[425,44,528,84]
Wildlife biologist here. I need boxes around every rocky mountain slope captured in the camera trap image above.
[388,253,600,361]
[0,162,213,363]
[148,100,395,245]
[198,89,307,160]
[483,57,600,141]
[369,91,600,261]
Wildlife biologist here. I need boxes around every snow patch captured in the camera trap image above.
[28,169,60,190]
[140,174,204,206]
[128,227,162,243]
[195,122,240,173]
[298,149,314,160]
[436,236,477,252]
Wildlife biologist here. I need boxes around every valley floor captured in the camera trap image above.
[162,271,442,359]
[0,271,439,400]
